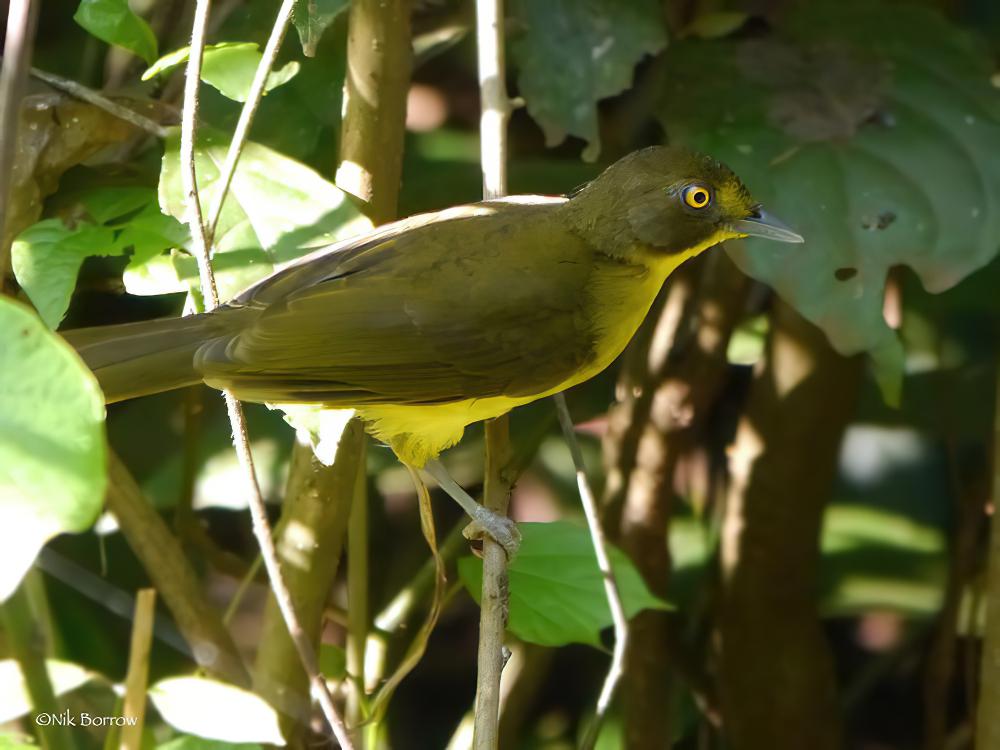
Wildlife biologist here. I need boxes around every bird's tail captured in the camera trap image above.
[63,314,222,403]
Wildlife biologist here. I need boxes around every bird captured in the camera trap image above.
[65,146,803,555]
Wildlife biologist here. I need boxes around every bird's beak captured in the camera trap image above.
[730,207,804,244]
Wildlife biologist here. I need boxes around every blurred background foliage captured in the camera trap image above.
[3,0,1000,748]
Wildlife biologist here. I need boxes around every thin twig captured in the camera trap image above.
[204,0,295,243]
[178,2,353,746]
[28,67,168,137]
[473,0,514,746]
[0,0,39,292]
[554,392,629,750]
[119,589,156,750]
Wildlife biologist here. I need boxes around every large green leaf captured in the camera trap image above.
[0,299,106,601]
[143,43,300,103]
[149,677,284,745]
[74,0,157,64]
[509,0,667,160]
[458,521,668,647]
[158,128,371,301]
[659,1,1000,391]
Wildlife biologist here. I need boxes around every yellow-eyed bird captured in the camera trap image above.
[65,146,803,554]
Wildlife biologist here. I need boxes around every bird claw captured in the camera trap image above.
[463,507,521,560]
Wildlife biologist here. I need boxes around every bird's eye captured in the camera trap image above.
[682,185,712,209]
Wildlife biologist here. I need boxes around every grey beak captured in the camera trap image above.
[730,207,804,244]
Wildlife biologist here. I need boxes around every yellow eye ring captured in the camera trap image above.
[683,185,712,209]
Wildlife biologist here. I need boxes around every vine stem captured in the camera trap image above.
[554,392,629,749]
[178,1,353,746]
[473,0,513,747]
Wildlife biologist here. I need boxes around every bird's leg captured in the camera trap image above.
[422,459,521,559]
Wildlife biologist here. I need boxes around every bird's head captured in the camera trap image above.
[565,146,803,258]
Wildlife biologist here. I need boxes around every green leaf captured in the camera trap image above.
[0,659,95,722]
[12,220,119,329]
[0,299,106,601]
[292,0,350,57]
[509,0,667,160]
[149,677,284,745]
[658,1,1000,370]
[157,738,261,750]
[458,521,669,647]
[74,0,157,64]
[158,127,372,301]
[79,186,155,225]
[143,43,300,102]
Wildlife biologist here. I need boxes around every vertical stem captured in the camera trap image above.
[0,0,39,291]
[977,370,1000,748]
[0,581,78,750]
[346,441,369,741]
[119,589,157,750]
[336,0,412,224]
[335,0,411,739]
[475,417,514,750]
[473,1,513,747]
[179,2,353,745]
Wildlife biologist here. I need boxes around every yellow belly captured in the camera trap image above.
[358,245,701,467]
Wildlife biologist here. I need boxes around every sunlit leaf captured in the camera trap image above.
[143,43,300,102]
[659,1,1000,397]
[0,300,106,601]
[459,522,669,647]
[509,0,667,160]
[74,0,157,64]
[0,659,95,722]
[149,677,285,745]
[12,220,118,329]
[158,128,372,301]
[292,0,350,57]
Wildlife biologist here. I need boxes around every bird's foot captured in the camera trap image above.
[463,505,521,560]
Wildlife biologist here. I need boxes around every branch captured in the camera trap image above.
[106,452,250,686]
[554,393,629,750]
[0,0,39,293]
[179,2,353,745]
[473,1,514,746]
[204,0,295,242]
[28,67,168,138]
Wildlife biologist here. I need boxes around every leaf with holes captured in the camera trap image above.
[658,1,1000,397]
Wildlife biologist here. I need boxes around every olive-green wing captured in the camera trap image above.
[197,203,598,405]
